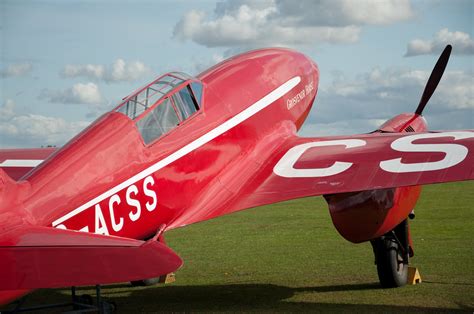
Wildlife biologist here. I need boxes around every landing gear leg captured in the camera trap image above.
[371,219,409,288]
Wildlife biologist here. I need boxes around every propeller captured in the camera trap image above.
[415,44,452,115]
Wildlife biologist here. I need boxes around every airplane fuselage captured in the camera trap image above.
[17,48,318,239]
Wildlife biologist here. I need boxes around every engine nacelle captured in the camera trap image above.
[324,186,421,243]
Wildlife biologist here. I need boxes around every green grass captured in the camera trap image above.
[10,181,474,312]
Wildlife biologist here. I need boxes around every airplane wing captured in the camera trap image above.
[169,130,474,228]
[0,148,57,180]
[0,225,182,290]
[235,130,474,210]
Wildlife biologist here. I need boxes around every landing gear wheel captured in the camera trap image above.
[131,277,161,286]
[372,220,409,288]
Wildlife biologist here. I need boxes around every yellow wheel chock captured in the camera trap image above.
[408,266,422,285]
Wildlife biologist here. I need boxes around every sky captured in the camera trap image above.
[0,0,473,148]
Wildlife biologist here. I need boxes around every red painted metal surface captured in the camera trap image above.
[324,113,427,243]
[0,48,473,305]
[0,226,182,290]
[325,186,422,243]
[0,148,56,180]
[0,290,29,306]
[15,48,320,240]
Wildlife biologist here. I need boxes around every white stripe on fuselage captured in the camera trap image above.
[52,76,301,227]
[0,159,43,167]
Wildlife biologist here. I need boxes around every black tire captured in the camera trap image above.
[373,235,408,288]
[130,277,161,287]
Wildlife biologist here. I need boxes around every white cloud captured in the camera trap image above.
[436,71,474,110]
[406,28,474,56]
[40,82,104,105]
[277,0,413,26]
[300,67,473,136]
[0,99,16,120]
[0,99,90,148]
[63,64,105,79]
[173,0,413,48]
[61,59,152,82]
[326,67,473,110]
[1,63,33,77]
[300,119,389,137]
[190,53,227,74]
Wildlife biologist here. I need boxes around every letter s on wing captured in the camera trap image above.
[380,131,474,173]
[273,139,367,178]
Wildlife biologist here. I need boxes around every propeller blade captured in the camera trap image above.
[415,44,452,115]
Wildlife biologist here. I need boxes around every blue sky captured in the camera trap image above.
[1,0,473,147]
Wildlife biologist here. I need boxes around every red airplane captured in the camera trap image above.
[1,45,473,307]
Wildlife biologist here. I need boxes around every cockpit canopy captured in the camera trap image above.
[115,72,203,145]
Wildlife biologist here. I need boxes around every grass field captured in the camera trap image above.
[13,181,474,312]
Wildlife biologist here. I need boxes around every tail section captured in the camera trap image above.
[0,147,56,181]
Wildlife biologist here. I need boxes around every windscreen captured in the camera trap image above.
[115,72,203,145]
[135,98,180,144]
[116,73,190,120]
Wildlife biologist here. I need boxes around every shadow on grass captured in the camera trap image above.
[296,282,380,293]
[423,280,474,286]
[5,283,471,313]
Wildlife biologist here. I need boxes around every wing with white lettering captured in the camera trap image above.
[0,148,57,180]
[230,130,474,211]
[169,130,474,228]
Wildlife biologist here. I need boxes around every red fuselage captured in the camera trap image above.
[7,48,318,240]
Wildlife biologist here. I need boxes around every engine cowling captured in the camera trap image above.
[324,185,421,243]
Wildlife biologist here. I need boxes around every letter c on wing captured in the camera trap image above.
[273,139,367,178]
